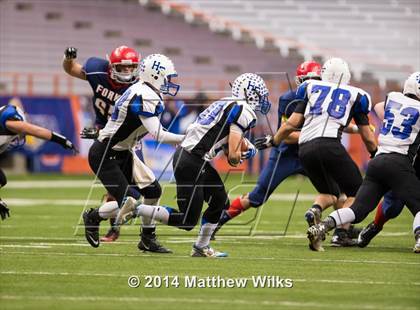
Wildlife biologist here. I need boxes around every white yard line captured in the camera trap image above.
[0,295,416,310]
[3,193,316,207]
[6,180,101,188]
[3,198,98,206]
[1,250,419,266]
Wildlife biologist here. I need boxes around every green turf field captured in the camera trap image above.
[0,173,419,310]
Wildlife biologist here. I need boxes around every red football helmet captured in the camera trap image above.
[108,46,140,84]
[295,61,321,85]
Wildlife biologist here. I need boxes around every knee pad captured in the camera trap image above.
[140,181,162,200]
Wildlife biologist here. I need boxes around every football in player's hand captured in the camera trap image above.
[223,139,249,155]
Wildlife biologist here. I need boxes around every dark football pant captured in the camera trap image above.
[0,168,6,188]
[88,140,161,207]
[299,138,362,198]
[167,147,230,231]
[380,155,420,219]
[350,153,420,223]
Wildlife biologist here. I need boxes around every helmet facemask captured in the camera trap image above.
[160,73,180,96]
[110,62,139,84]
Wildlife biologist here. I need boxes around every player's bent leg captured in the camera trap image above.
[358,192,403,248]
[137,181,172,254]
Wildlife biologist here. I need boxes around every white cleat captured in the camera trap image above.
[307,224,326,252]
[414,240,420,253]
[191,244,228,258]
[115,197,137,227]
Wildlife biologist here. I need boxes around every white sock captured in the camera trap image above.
[413,212,420,235]
[136,204,170,224]
[98,201,119,219]
[142,198,159,229]
[195,222,218,248]
[329,208,355,226]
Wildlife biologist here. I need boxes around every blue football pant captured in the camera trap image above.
[248,148,305,208]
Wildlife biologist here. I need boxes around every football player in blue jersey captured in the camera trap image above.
[0,99,76,220]
[63,46,158,245]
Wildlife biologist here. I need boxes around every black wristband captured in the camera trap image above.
[51,132,67,147]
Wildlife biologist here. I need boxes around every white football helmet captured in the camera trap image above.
[231,73,271,114]
[139,54,180,96]
[321,58,351,85]
[403,72,420,100]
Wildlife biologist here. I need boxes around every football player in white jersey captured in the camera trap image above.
[307,72,420,252]
[0,99,76,220]
[115,73,269,257]
[82,54,185,252]
[258,58,377,250]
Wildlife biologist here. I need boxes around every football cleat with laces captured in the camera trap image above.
[100,227,120,242]
[82,208,102,248]
[191,244,228,258]
[138,233,172,254]
[114,196,137,227]
[357,222,382,248]
[307,224,327,252]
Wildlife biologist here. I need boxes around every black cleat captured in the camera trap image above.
[347,224,363,239]
[82,208,102,248]
[138,233,172,253]
[331,228,357,247]
[0,198,10,220]
[357,222,382,248]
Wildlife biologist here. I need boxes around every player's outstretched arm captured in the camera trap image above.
[5,120,77,152]
[62,47,86,80]
[273,112,304,146]
[140,115,185,144]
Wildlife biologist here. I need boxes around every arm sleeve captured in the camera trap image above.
[140,115,184,144]
[353,92,372,125]
[291,99,307,114]
[0,106,24,129]
[292,82,310,114]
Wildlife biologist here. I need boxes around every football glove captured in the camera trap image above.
[64,47,77,60]
[241,141,258,160]
[254,135,274,150]
[51,132,78,154]
[204,144,227,161]
[0,200,10,220]
[80,127,99,139]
